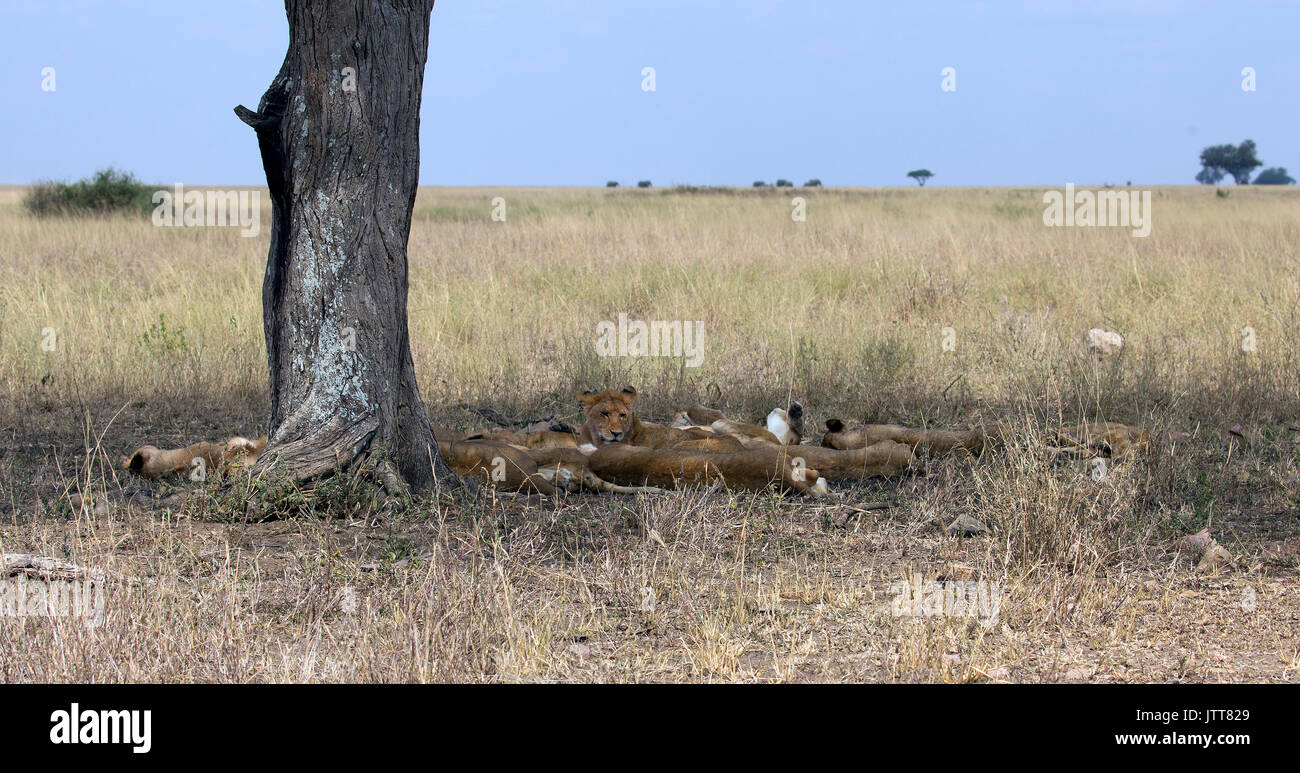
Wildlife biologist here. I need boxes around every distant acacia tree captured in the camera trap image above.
[803,178,822,187]
[637,180,652,188]
[775,179,793,187]
[1195,167,1225,185]
[753,181,767,187]
[1198,141,1262,184]
[1253,167,1296,185]
[907,169,934,187]
[606,180,619,187]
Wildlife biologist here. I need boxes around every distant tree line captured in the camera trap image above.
[609,178,824,188]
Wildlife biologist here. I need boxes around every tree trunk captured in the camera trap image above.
[234,0,456,495]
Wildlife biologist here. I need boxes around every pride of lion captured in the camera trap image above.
[125,385,1151,499]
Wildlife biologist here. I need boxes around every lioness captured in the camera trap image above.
[1052,422,1150,458]
[578,386,733,451]
[439,439,665,495]
[686,403,804,445]
[821,420,988,455]
[438,439,558,495]
[467,428,580,450]
[126,436,266,479]
[587,443,829,497]
[821,418,1150,459]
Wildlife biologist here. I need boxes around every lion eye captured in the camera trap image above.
[601,411,609,417]
[619,413,627,419]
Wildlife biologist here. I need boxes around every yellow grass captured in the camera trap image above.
[1,184,1297,682]
[4,185,1297,420]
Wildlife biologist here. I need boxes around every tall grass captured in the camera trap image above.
[3,185,1297,425]
[1,184,1297,682]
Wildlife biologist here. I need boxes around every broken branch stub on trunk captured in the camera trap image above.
[234,0,457,496]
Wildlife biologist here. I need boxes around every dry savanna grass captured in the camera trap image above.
[1,184,1298,682]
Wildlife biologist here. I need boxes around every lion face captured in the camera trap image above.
[579,386,638,444]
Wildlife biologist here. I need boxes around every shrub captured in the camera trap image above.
[637,180,652,188]
[803,178,822,187]
[1253,167,1296,185]
[605,181,619,187]
[753,181,767,187]
[24,167,155,217]
[139,314,189,359]
[775,179,793,187]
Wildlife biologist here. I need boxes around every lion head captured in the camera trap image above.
[578,386,639,445]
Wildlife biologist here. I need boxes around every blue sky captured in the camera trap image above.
[3,0,1297,186]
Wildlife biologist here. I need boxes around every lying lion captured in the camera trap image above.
[438,439,666,496]
[821,420,988,455]
[126,436,266,480]
[579,387,747,453]
[123,387,1153,501]
[820,418,1149,459]
[586,443,828,496]
[125,432,662,498]
[576,388,921,494]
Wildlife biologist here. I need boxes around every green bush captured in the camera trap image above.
[1253,167,1296,185]
[605,181,619,187]
[637,180,652,188]
[24,168,155,217]
[803,178,822,187]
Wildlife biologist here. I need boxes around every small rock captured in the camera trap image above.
[946,514,988,538]
[1087,328,1123,356]
[67,494,111,517]
[567,643,593,659]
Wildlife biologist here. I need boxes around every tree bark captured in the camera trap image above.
[235,0,456,495]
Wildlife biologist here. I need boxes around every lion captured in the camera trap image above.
[771,440,918,481]
[1051,422,1150,458]
[438,439,558,495]
[578,386,734,452]
[438,439,665,496]
[820,420,988,455]
[465,428,580,450]
[686,403,805,445]
[820,418,1150,460]
[126,436,267,480]
[587,442,830,497]
[678,406,922,482]
[525,446,669,494]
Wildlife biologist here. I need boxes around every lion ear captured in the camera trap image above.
[619,385,638,404]
[825,418,844,432]
[578,389,597,406]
